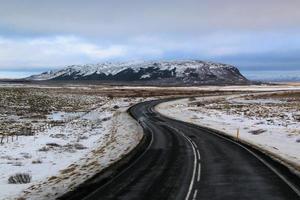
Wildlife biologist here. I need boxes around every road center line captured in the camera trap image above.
[184,136,197,200]
[197,163,201,182]
[166,126,198,200]
[196,149,201,160]
[192,189,198,200]
[191,140,197,148]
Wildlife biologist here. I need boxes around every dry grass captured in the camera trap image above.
[201,91,300,126]
[0,85,240,139]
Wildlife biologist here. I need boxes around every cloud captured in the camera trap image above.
[0,36,127,69]
[0,0,299,37]
[0,31,299,71]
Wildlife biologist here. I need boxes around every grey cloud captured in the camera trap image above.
[0,0,300,37]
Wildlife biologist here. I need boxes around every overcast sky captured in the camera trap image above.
[0,0,300,77]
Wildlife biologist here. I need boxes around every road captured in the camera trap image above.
[81,99,300,200]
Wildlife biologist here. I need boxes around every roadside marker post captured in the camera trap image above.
[236,128,240,141]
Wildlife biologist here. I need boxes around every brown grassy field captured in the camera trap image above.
[0,85,244,138]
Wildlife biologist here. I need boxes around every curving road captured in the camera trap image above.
[75,99,300,200]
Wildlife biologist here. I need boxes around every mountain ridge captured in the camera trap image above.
[27,60,250,85]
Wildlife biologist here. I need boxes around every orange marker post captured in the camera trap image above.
[236,128,240,141]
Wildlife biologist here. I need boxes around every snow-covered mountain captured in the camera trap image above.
[27,60,249,85]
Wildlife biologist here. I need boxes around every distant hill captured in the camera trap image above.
[27,60,250,85]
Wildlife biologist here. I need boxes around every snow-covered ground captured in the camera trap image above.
[156,93,300,174]
[0,98,144,200]
[1,83,300,200]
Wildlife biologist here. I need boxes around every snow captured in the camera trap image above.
[0,98,144,200]
[46,111,84,121]
[107,84,300,92]
[228,98,285,104]
[140,74,151,79]
[156,93,300,174]
[27,60,240,80]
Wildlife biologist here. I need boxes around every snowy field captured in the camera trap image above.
[156,91,300,174]
[1,83,300,199]
[0,87,146,200]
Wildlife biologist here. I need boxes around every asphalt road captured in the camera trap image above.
[82,99,300,200]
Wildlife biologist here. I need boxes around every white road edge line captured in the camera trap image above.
[208,130,300,198]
